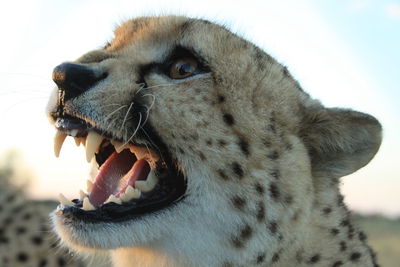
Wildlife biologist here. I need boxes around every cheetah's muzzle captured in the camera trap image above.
[51,63,187,223]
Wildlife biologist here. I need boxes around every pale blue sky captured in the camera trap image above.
[0,0,399,216]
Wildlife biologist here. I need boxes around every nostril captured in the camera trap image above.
[52,63,107,101]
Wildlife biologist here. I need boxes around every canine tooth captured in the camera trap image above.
[129,146,146,159]
[54,131,67,157]
[79,190,88,200]
[82,197,96,211]
[105,194,122,204]
[120,186,141,202]
[59,193,74,206]
[134,171,158,192]
[85,132,104,163]
[86,180,94,193]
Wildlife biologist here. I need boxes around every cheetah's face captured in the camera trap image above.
[47,16,381,260]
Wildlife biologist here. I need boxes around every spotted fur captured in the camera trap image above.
[48,16,382,266]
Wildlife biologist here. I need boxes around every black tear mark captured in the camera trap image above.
[223,113,235,126]
[232,162,244,179]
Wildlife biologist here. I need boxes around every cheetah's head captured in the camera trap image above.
[48,16,381,265]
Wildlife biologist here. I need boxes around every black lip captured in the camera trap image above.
[54,115,187,223]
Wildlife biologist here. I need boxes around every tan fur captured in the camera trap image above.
[48,16,381,266]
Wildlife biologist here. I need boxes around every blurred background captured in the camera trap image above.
[0,0,399,265]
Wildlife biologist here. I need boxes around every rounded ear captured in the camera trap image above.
[299,108,382,178]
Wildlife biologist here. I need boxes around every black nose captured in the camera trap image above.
[52,63,107,101]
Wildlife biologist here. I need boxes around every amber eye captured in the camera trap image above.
[169,58,199,79]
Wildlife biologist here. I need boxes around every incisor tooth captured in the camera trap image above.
[120,186,141,202]
[54,131,67,157]
[105,194,122,204]
[134,171,158,192]
[85,131,104,163]
[86,180,94,193]
[59,193,74,206]
[82,197,96,211]
[111,140,127,153]
[79,190,88,200]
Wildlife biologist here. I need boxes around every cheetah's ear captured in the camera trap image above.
[300,108,382,178]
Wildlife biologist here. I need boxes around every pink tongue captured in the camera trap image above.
[88,150,150,207]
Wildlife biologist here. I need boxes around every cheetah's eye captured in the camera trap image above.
[169,58,199,79]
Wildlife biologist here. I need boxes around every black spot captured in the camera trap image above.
[231,224,253,249]
[39,259,48,267]
[3,217,13,225]
[58,257,66,266]
[0,236,9,243]
[331,228,340,235]
[323,207,332,215]
[340,218,350,227]
[231,196,246,210]
[178,147,185,154]
[31,236,43,245]
[218,139,227,147]
[285,143,293,150]
[15,226,26,235]
[268,221,278,235]
[309,254,320,263]
[359,231,367,242]
[16,252,28,262]
[254,183,265,195]
[222,261,233,267]
[332,261,343,267]
[22,213,32,220]
[337,194,344,206]
[237,138,250,156]
[269,183,280,200]
[6,194,16,202]
[347,224,355,239]
[262,139,272,147]
[268,124,276,133]
[270,170,280,179]
[267,151,279,160]
[350,252,361,262]
[206,139,213,146]
[256,202,265,222]
[198,151,206,161]
[284,195,293,205]
[217,95,225,103]
[218,169,229,181]
[232,162,244,179]
[271,253,280,263]
[223,113,235,126]
[339,241,347,251]
[256,252,266,264]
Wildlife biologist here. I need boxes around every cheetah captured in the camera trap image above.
[47,16,382,267]
[0,155,85,267]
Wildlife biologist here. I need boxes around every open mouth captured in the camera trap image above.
[53,116,186,222]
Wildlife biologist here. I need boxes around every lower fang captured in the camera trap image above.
[83,197,96,211]
[134,170,158,192]
[59,193,73,206]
